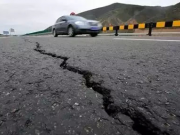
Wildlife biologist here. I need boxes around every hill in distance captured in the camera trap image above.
[78,2,180,26]
[45,2,180,31]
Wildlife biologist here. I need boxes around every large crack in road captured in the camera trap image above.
[24,38,170,135]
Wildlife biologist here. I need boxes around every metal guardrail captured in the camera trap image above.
[24,29,51,36]
[102,20,180,36]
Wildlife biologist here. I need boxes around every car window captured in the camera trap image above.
[55,17,61,23]
[60,16,66,22]
[66,16,86,21]
[55,19,58,23]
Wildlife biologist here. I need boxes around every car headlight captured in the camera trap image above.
[75,21,85,25]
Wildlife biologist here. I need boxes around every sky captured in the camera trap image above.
[0,0,179,35]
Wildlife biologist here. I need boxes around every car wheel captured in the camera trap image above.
[68,26,75,37]
[53,29,58,37]
[90,33,98,37]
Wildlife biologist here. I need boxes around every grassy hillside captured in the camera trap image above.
[78,2,180,26]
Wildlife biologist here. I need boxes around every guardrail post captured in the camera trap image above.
[148,22,153,36]
[115,26,118,36]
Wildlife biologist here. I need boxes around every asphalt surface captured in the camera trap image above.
[0,36,180,135]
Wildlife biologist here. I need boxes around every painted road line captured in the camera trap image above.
[29,35,88,37]
[0,37,9,38]
[114,38,180,42]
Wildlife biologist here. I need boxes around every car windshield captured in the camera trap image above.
[67,16,87,21]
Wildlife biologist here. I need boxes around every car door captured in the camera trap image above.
[55,17,62,33]
[59,16,69,33]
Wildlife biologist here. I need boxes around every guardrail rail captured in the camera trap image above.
[103,20,180,36]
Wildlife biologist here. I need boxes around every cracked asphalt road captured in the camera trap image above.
[0,36,180,135]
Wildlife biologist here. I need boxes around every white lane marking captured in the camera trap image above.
[114,38,180,42]
[28,35,88,37]
[0,37,8,38]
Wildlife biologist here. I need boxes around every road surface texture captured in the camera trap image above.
[0,36,180,135]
